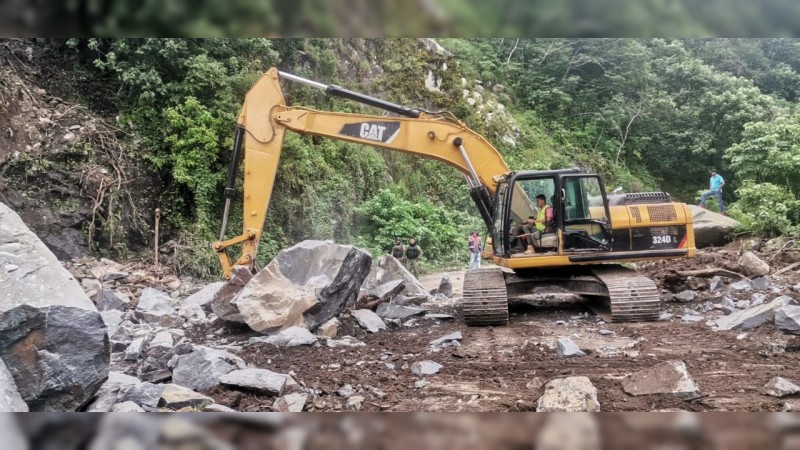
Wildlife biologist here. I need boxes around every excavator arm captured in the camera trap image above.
[213,68,510,278]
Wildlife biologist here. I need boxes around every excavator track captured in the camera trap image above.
[591,266,660,322]
[462,268,509,326]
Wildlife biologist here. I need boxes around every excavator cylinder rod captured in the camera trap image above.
[278,70,422,118]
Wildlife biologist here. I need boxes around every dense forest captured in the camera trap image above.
[2,38,800,276]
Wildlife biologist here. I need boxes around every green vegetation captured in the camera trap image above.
[16,38,800,276]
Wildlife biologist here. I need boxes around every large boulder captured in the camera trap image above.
[364,254,430,298]
[232,240,371,332]
[0,203,110,411]
[689,205,739,248]
[738,251,770,278]
[536,377,600,412]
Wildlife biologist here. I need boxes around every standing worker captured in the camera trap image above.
[699,168,726,215]
[391,238,405,260]
[468,230,482,269]
[404,237,422,277]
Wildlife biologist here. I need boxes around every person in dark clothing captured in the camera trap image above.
[508,220,527,254]
[404,237,422,277]
[391,238,405,260]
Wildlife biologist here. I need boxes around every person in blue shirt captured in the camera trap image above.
[699,168,726,215]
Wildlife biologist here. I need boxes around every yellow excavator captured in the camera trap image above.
[213,68,696,326]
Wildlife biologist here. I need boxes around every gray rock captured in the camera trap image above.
[368,279,406,302]
[117,382,165,408]
[102,271,129,282]
[250,326,318,347]
[170,346,247,391]
[775,305,800,334]
[346,394,365,411]
[0,358,27,411]
[136,288,176,323]
[232,241,372,332]
[686,276,709,291]
[751,276,772,291]
[710,276,726,292]
[730,280,753,293]
[365,254,431,298]
[715,296,794,331]
[431,331,463,347]
[722,297,736,309]
[689,206,739,247]
[316,318,339,338]
[203,403,236,412]
[273,393,308,412]
[437,274,453,297]
[411,360,442,376]
[622,360,699,396]
[680,313,704,323]
[149,330,174,350]
[85,371,141,412]
[111,401,145,412]
[738,252,770,277]
[95,289,130,311]
[375,303,427,321]
[763,377,800,398]
[210,266,251,323]
[659,312,674,321]
[0,203,110,412]
[673,290,698,302]
[751,293,767,306]
[352,309,387,333]
[326,336,366,348]
[100,309,124,337]
[158,383,214,410]
[184,281,226,312]
[220,368,287,395]
[125,337,146,361]
[556,337,586,357]
[722,306,736,315]
[536,377,600,412]
[735,300,751,309]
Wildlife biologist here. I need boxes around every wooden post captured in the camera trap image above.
[154,208,161,271]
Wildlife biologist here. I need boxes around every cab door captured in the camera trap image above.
[558,175,612,251]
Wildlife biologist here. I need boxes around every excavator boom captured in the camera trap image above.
[213,68,508,278]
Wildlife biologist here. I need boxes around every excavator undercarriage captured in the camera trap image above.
[462,265,660,326]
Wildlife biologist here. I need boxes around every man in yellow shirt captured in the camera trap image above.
[522,195,551,254]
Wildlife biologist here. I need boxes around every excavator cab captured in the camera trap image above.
[492,169,613,259]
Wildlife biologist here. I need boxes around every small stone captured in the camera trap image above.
[622,360,699,396]
[124,337,146,361]
[763,377,800,398]
[411,360,442,376]
[337,384,355,397]
[751,293,767,306]
[680,314,704,323]
[598,329,614,336]
[326,336,366,348]
[346,395,365,411]
[536,377,600,412]
[220,368,287,395]
[414,380,430,389]
[709,276,725,292]
[316,318,339,338]
[738,251,770,277]
[556,337,585,357]
[775,305,800,334]
[722,297,736,308]
[273,393,308,412]
[526,377,543,390]
[159,384,214,410]
[250,326,318,348]
[673,290,698,302]
[659,312,673,321]
[424,313,455,321]
[430,331,462,347]
[751,276,772,291]
[735,300,751,309]
[352,309,387,333]
[736,333,748,340]
[730,280,753,293]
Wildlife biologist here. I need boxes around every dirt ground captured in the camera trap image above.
[201,243,800,412]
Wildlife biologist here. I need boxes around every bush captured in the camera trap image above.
[728,182,800,237]
[355,188,483,270]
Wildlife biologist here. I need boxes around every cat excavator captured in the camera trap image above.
[213,68,696,326]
